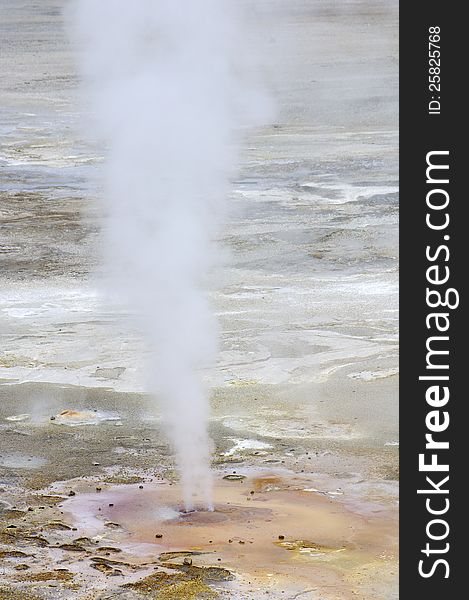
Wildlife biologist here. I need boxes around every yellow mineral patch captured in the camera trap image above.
[91,562,115,575]
[228,379,258,387]
[2,509,26,520]
[163,564,234,582]
[58,542,89,552]
[0,550,30,559]
[103,475,144,485]
[43,521,72,531]
[159,550,206,562]
[276,539,347,557]
[17,570,74,582]
[124,572,218,599]
[95,545,122,554]
[0,588,41,600]
[157,580,219,600]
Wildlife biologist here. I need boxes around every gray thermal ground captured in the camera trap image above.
[0,1,398,599]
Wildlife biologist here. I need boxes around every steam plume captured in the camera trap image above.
[70,0,270,510]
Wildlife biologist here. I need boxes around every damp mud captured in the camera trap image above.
[0,380,398,599]
[0,445,397,599]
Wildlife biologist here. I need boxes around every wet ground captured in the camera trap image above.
[0,377,398,599]
[1,1,398,598]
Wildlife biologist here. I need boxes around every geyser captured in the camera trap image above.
[70,0,270,510]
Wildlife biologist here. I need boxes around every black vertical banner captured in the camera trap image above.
[400,1,464,595]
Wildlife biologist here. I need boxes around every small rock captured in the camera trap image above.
[68,491,76,497]
[155,533,163,539]
[278,535,285,540]
[96,487,102,492]
[183,557,192,566]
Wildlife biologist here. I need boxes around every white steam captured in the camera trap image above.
[70,0,270,510]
